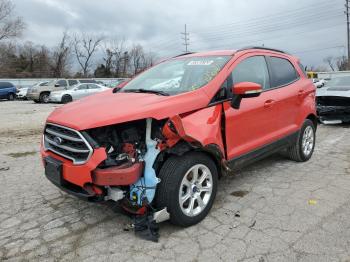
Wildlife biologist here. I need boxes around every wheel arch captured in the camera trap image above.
[306,113,318,130]
[154,140,224,178]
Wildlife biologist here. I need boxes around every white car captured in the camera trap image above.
[312,78,325,88]
[49,83,109,103]
[16,87,29,99]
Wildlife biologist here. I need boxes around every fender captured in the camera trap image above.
[296,88,317,128]
[162,104,225,157]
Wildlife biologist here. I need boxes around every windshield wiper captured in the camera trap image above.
[123,88,170,96]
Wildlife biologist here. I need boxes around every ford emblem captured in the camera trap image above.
[53,136,63,145]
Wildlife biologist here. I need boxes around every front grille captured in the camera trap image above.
[44,123,93,165]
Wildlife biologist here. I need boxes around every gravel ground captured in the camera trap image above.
[0,100,350,262]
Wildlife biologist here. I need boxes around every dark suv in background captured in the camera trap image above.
[0,82,16,101]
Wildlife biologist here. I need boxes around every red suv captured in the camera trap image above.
[41,47,317,226]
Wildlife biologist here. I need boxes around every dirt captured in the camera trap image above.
[231,190,250,197]
[7,151,37,158]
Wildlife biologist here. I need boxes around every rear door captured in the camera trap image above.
[224,55,278,159]
[266,56,301,135]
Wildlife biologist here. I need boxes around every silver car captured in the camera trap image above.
[49,83,109,103]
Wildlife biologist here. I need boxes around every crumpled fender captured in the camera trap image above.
[162,104,225,156]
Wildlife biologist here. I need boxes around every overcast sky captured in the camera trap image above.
[12,0,345,69]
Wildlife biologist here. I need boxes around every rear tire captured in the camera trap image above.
[286,119,315,162]
[39,92,50,103]
[61,95,72,104]
[8,93,14,101]
[155,152,218,227]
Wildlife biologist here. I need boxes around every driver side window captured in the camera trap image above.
[232,56,270,90]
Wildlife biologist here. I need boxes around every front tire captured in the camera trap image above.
[286,119,316,162]
[156,152,218,227]
[39,92,50,103]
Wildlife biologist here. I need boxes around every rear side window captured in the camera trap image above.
[268,57,299,87]
[68,80,78,86]
[232,56,270,90]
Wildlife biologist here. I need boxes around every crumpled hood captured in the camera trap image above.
[47,89,209,130]
[316,86,350,98]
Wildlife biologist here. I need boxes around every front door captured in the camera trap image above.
[224,55,278,160]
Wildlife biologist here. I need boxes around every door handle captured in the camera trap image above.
[298,90,305,97]
[264,99,275,108]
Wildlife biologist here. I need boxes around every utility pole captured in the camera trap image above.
[345,0,350,67]
[181,24,190,53]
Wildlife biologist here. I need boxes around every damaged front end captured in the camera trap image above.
[42,104,226,240]
[316,96,350,124]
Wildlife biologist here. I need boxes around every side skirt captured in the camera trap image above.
[226,131,299,171]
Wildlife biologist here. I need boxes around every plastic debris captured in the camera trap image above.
[308,199,317,205]
[133,214,159,242]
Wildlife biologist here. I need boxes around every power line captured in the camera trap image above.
[181,24,190,52]
[345,0,350,63]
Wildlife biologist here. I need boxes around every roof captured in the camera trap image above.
[175,47,288,59]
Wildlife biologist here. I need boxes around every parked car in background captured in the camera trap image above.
[316,76,350,124]
[312,78,324,88]
[0,81,16,101]
[108,79,130,88]
[41,47,317,227]
[49,83,109,103]
[27,79,96,103]
[16,86,30,100]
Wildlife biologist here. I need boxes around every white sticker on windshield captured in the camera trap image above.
[187,60,214,66]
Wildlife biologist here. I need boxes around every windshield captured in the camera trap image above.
[325,76,350,87]
[121,55,231,95]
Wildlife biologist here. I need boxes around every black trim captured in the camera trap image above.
[227,131,299,171]
[172,52,196,58]
[237,46,288,54]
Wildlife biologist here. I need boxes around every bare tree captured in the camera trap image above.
[323,56,335,71]
[0,0,25,41]
[336,56,349,71]
[73,33,103,77]
[130,44,145,75]
[51,32,70,77]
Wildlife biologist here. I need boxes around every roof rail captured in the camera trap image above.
[173,52,196,58]
[237,46,288,54]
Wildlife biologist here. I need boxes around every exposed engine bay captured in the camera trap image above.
[87,118,167,205]
[86,118,170,241]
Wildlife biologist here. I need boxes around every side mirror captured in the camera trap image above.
[232,82,262,97]
[54,84,60,87]
[231,82,262,109]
